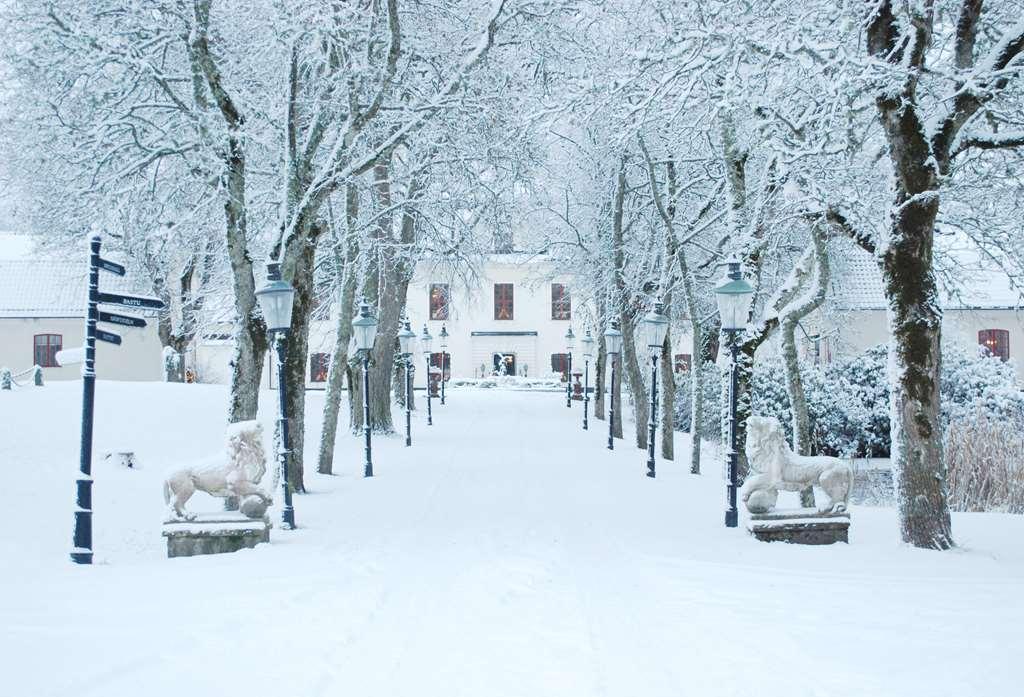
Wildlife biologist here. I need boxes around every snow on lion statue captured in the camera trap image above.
[163,420,271,520]
[741,416,853,515]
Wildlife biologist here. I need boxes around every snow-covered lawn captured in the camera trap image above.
[1,381,1021,697]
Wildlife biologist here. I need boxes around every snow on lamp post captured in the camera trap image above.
[581,329,595,430]
[256,262,297,529]
[604,321,623,450]
[439,324,449,405]
[398,319,417,447]
[714,259,755,528]
[565,326,575,408]
[421,326,434,426]
[352,300,379,477]
[639,300,670,478]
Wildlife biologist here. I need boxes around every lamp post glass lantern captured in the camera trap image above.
[565,326,575,407]
[398,319,417,447]
[421,326,434,426]
[604,322,623,450]
[640,301,670,478]
[714,260,754,527]
[256,262,297,528]
[581,329,595,430]
[439,325,449,405]
[352,301,379,476]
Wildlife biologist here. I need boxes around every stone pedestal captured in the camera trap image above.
[747,509,850,545]
[162,513,271,558]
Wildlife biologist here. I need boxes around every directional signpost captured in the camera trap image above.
[71,233,164,565]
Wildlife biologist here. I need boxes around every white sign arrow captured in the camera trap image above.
[56,346,86,366]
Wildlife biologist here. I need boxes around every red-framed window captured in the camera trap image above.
[551,283,571,320]
[551,353,569,375]
[310,353,329,382]
[429,284,450,320]
[494,283,513,320]
[979,329,1010,361]
[674,353,691,373]
[429,352,451,380]
[34,334,62,368]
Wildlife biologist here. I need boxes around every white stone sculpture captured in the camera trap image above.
[741,416,853,515]
[163,421,271,521]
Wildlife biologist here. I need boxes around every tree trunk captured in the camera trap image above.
[620,308,648,450]
[782,320,815,508]
[317,187,360,475]
[594,323,605,421]
[189,0,265,423]
[660,331,674,460]
[689,322,703,474]
[281,231,318,493]
[884,196,953,549]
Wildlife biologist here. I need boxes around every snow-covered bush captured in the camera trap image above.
[941,343,1024,425]
[674,342,1024,460]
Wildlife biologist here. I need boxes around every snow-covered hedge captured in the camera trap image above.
[674,343,1024,458]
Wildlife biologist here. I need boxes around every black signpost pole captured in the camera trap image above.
[71,234,101,564]
[70,235,162,564]
[405,359,412,447]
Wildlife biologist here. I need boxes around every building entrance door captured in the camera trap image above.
[492,352,516,376]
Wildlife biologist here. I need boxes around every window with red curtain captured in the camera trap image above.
[429,284,450,320]
[551,353,569,375]
[309,353,330,382]
[494,283,514,320]
[551,283,571,320]
[430,352,451,380]
[33,334,62,368]
[979,329,1010,361]
[674,354,691,373]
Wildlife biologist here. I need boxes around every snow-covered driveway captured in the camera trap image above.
[1,383,1021,696]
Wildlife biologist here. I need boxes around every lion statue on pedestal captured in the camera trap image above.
[163,421,272,521]
[741,416,853,515]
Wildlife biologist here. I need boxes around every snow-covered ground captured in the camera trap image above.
[1,381,1021,697]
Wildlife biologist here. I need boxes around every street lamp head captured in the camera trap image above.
[397,318,416,357]
[565,326,576,352]
[714,259,755,332]
[420,325,434,356]
[581,329,595,361]
[640,300,670,354]
[351,299,378,353]
[255,262,296,333]
[604,320,623,356]
[439,324,449,350]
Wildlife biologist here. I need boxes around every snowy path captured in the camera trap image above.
[1,382,1022,696]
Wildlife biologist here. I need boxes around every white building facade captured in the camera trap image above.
[400,255,585,387]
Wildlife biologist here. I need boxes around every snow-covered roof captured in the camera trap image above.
[830,244,1023,311]
[0,232,34,260]
[0,259,154,318]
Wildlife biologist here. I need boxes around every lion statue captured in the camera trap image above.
[163,421,271,521]
[741,415,853,515]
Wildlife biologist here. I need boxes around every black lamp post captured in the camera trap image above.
[398,319,416,447]
[352,300,379,477]
[421,325,434,425]
[581,329,595,430]
[439,325,449,405]
[714,259,755,527]
[639,301,670,478]
[565,326,575,407]
[604,321,623,450]
[256,262,297,529]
